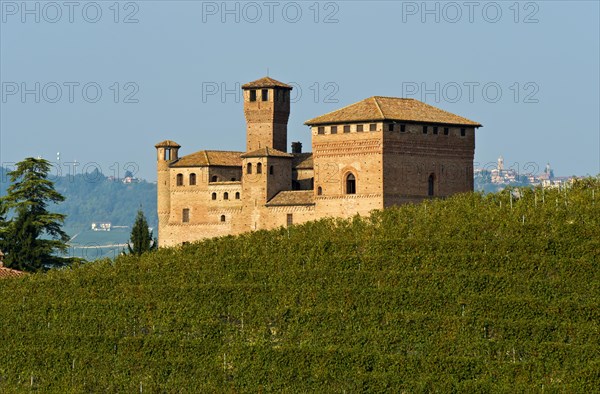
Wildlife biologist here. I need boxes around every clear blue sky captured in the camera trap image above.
[1,1,599,181]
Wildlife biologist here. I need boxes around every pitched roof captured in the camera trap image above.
[292,153,313,169]
[266,190,315,206]
[171,150,243,167]
[304,96,482,127]
[241,147,293,159]
[242,77,293,90]
[155,140,181,148]
[0,265,27,279]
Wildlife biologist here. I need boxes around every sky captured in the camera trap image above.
[1,0,599,181]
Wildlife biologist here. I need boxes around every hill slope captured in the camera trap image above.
[0,181,598,391]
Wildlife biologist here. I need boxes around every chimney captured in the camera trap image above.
[291,141,302,154]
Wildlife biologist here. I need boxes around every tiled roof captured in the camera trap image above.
[155,140,181,148]
[241,147,294,159]
[0,266,27,279]
[266,190,315,206]
[242,77,293,90]
[171,150,242,167]
[292,153,313,169]
[304,96,482,127]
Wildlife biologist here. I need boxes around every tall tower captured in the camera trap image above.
[155,140,180,246]
[242,77,293,152]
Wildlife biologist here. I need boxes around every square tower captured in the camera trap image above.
[242,77,293,152]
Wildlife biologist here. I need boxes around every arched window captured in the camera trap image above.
[257,162,263,174]
[269,165,274,175]
[211,175,218,182]
[211,192,217,200]
[189,173,196,185]
[247,163,252,174]
[220,215,226,222]
[176,173,183,186]
[317,186,322,196]
[428,173,435,196]
[223,192,229,200]
[346,173,356,194]
[235,192,240,199]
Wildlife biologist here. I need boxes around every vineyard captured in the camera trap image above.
[0,180,598,392]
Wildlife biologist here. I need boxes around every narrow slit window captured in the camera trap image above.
[189,173,196,185]
[287,214,293,227]
[262,89,269,101]
[176,173,183,186]
[423,126,428,134]
[249,90,257,102]
[461,128,466,137]
[257,163,262,174]
[269,165,274,175]
[223,192,229,200]
[444,127,449,136]
[388,124,394,132]
[247,163,252,174]
[182,208,190,223]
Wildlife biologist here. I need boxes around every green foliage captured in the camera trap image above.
[127,210,156,256]
[0,179,598,391]
[0,158,73,271]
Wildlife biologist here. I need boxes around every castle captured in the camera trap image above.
[156,77,482,246]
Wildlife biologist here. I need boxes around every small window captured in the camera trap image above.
[257,163,263,174]
[317,186,322,195]
[318,126,325,135]
[269,165,274,175]
[369,123,376,132]
[330,126,337,134]
[182,208,190,223]
[428,173,435,196]
[400,124,406,133]
[357,125,364,132]
[235,192,240,199]
[388,124,394,132]
[423,126,428,134]
[246,163,252,174]
[262,89,269,101]
[343,125,350,133]
[211,175,218,182]
[286,214,293,227]
[164,148,171,161]
[211,193,217,200]
[176,173,183,186]
[224,192,229,200]
[461,128,466,137]
[189,173,197,185]
[220,215,226,222]
[433,127,438,135]
[249,90,257,102]
[346,173,356,195]
[444,127,449,136]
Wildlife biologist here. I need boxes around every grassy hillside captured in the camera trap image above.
[0,180,598,392]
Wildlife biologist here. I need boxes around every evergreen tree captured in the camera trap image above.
[127,209,156,256]
[0,158,72,271]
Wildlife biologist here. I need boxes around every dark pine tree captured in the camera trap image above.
[1,158,72,271]
[127,209,156,256]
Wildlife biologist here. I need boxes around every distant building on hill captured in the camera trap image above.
[91,222,112,231]
[156,76,482,246]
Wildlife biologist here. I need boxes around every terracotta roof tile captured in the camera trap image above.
[242,77,293,90]
[154,140,181,148]
[171,150,242,167]
[0,266,27,279]
[266,190,315,206]
[305,96,481,127]
[241,147,293,159]
[292,153,313,169]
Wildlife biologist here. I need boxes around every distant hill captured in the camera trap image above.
[0,179,597,391]
[1,166,157,235]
